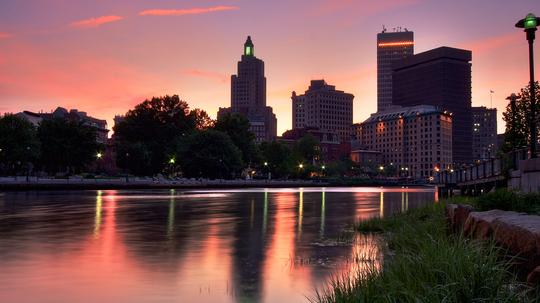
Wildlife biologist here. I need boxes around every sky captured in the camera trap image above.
[0,0,539,135]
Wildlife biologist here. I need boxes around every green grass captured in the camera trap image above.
[314,204,534,303]
[465,190,540,214]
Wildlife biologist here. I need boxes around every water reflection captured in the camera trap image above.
[0,187,436,303]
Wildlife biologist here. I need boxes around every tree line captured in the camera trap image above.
[0,95,356,179]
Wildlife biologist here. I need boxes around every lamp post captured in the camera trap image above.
[516,13,540,158]
[96,152,103,175]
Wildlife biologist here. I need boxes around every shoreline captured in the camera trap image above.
[0,178,434,191]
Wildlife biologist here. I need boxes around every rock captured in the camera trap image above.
[492,213,540,270]
[527,266,540,285]
[445,204,474,232]
[454,204,474,231]
[445,204,458,228]
[463,210,517,239]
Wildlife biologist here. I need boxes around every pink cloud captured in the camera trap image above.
[185,69,228,84]
[139,6,239,16]
[0,32,13,39]
[71,15,124,28]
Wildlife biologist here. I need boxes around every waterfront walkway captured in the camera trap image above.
[0,176,327,190]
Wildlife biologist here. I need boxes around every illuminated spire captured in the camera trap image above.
[244,36,254,56]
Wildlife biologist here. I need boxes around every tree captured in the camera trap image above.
[293,134,321,165]
[190,108,215,130]
[502,82,540,152]
[258,141,293,178]
[38,118,100,174]
[176,130,243,179]
[0,114,40,175]
[114,95,206,175]
[214,113,257,164]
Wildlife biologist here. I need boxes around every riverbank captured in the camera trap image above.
[317,202,537,302]
[0,176,433,191]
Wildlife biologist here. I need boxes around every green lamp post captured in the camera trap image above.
[516,13,540,158]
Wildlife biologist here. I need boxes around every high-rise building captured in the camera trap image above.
[291,80,354,142]
[472,106,497,161]
[392,46,472,165]
[377,29,414,112]
[218,36,277,142]
[356,105,453,179]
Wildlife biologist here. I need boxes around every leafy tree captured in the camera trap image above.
[114,95,206,175]
[175,130,243,179]
[0,114,40,175]
[38,118,100,174]
[191,108,215,130]
[214,113,257,164]
[502,82,540,152]
[293,134,321,165]
[258,141,293,178]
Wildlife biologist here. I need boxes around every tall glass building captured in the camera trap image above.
[377,29,414,112]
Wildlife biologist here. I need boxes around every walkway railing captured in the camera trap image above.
[435,148,529,186]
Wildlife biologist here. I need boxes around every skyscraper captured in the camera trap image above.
[392,46,472,165]
[377,29,414,112]
[292,80,354,142]
[472,106,497,161]
[218,36,277,142]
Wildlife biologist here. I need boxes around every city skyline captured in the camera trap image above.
[1,0,539,134]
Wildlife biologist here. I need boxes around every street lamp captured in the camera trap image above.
[299,163,304,169]
[96,152,103,159]
[516,13,540,158]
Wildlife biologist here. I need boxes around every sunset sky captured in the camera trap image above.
[1,0,539,134]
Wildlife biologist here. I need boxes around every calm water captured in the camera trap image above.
[0,187,436,303]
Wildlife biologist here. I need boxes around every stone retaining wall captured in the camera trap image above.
[446,204,540,284]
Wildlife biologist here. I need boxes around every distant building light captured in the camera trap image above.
[377,41,414,47]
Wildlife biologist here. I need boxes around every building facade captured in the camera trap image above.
[292,80,354,142]
[377,29,414,112]
[472,106,497,161]
[218,36,277,142]
[356,105,453,179]
[17,107,109,143]
[280,127,349,162]
[392,46,472,165]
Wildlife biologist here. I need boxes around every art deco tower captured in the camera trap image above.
[218,36,277,142]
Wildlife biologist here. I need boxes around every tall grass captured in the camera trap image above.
[314,204,532,302]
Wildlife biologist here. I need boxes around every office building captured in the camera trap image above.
[292,80,354,142]
[218,36,277,142]
[472,106,497,161]
[356,105,453,179]
[377,29,414,112]
[392,46,472,165]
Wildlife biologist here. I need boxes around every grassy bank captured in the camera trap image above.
[452,190,540,215]
[315,203,535,302]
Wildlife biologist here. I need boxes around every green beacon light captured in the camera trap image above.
[525,13,538,29]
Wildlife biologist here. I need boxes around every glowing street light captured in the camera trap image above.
[96,152,103,159]
[321,165,326,170]
[264,161,268,166]
[169,158,176,164]
[516,13,540,158]
[379,166,384,171]
[298,163,304,169]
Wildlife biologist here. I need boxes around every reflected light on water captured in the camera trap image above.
[0,187,436,303]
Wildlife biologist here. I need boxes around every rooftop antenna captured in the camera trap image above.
[382,25,386,33]
[490,90,494,108]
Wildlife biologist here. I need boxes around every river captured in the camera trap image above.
[0,187,436,303]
